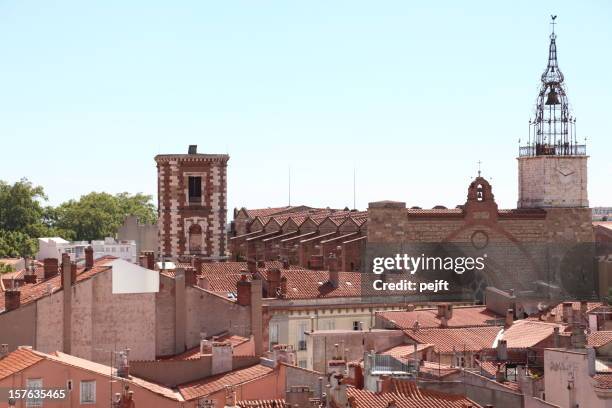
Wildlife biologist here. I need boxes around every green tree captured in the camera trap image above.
[0,230,38,258]
[53,192,157,241]
[0,263,14,274]
[0,178,47,234]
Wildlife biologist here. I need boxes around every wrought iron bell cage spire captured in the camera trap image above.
[520,16,586,157]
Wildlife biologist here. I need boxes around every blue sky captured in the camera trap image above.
[1,1,610,213]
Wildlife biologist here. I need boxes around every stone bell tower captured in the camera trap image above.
[518,17,588,209]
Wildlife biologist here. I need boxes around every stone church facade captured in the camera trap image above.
[366,25,595,302]
[155,145,229,260]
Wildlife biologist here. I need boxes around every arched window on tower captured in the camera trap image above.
[189,224,203,253]
[476,184,484,202]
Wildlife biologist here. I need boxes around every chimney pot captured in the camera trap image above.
[85,246,94,269]
[237,274,252,306]
[43,258,59,280]
[505,309,514,327]
[4,289,21,311]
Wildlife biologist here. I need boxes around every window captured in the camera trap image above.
[26,378,42,407]
[269,323,279,348]
[188,224,203,253]
[298,360,307,368]
[188,176,202,204]
[80,380,96,404]
[353,321,361,331]
[297,322,308,351]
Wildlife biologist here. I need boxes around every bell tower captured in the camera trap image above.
[518,16,588,209]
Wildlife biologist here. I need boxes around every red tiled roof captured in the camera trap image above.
[178,364,275,400]
[0,347,44,380]
[378,306,503,329]
[237,400,287,408]
[162,335,254,361]
[594,373,612,389]
[588,331,612,348]
[500,320,562,349]
[346,379,482,408]
[417,361,460,379]
[0,257,116,312]
[200,261,369,300]
[403,326,501,353]
[381,344,434,364]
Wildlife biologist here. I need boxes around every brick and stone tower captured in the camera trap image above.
[155,145,229,260]
[518,17,588,209]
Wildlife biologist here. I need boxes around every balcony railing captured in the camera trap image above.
[519,144,586,157]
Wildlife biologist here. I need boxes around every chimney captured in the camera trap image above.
[406,304,415,312]
[495,363,506,382]
[328,253,339,288]
[60,254,71,287]
[24,273,37,284]
[587,346,596,376]
[272,344,297,366]
[330,373,348,407]
[562,302,574,324]
[279,276,287,298]
[437,303,452,319]
[116,349,130,378]
[553,327,560,347]
[85,246,94,269]
[43,258,59,279]
[580,300,588,320]
[184,266,197,287]
[268,268,281,297]
[144,251,155,270]
[0,344,8,359]
[247,259,257,275]
[496,339,508,361]
[188,144,198,154]
[139,255,147,268]
[440,315,449,328]
[378,375,393,394]
[211,341,233,375]
[251,278,264,357]
[200,337,212,355]
[505,309,514,327]
[192,257,203,274]
[4,289,21,311]
[236,274,252,306]
[282,258,290,269]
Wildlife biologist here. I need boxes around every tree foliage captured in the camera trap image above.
[53,192,157,241]
[0,179,157,256]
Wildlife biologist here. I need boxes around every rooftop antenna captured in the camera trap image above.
[288,166,291,207]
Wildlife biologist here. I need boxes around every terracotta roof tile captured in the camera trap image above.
[594,373,612,389]
[0,257,116,312]
[178,364,275,400]
[378,306,503,329]
[237,400,287,408]
[403,326,502,353]
[200,261,369,300]
[346,379,482,408]
[0,347,44,380]
[588,331,612,348]
[500,320,563,349]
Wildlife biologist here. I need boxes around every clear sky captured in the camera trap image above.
[1,1,610,215]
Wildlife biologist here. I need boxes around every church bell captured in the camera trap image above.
[545,88,560,105]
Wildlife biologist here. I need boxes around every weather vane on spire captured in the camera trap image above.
[477,160,482,177]
[550,14,557,35]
